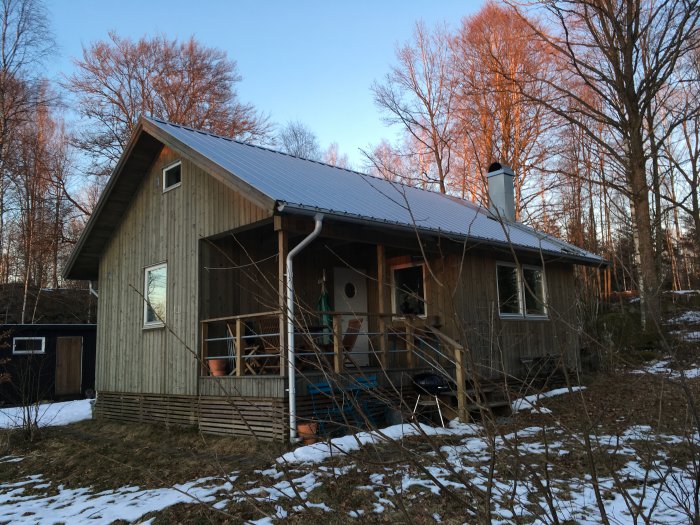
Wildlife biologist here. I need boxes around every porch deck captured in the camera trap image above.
[199,310,473,424]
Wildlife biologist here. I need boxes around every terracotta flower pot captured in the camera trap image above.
[297,421,319,444]
[209,358,228,377]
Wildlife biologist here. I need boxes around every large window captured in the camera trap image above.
[144,263,167,327]
[162,161,181,192]
[496,263,547,318]
[12,337,45,354]
[393,264,426,316]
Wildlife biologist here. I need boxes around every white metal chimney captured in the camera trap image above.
[487,162,516,222]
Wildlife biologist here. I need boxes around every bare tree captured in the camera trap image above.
[372,21,457,194]
[276,120,321,160]
[504,0,700,327]
[0,0,53,284]
[322,142,350,169]
[451,2,557,217]
[66,33,272,177]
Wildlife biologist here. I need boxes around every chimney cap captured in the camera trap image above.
[487,162,515,177]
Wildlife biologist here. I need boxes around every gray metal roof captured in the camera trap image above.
[147,117,604,265]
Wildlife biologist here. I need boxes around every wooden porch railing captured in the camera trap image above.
[200,310,471,420]
[200,311,283,377]
[200,310,445,377]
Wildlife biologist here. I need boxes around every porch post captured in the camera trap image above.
[376,244,389,368]
[200,320,208,376]
[406,321,415,368]
[333,313,343,373]
[277,221,288,377]
[235,318,243,377]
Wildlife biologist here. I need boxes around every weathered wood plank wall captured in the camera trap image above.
[427,254,579,378]
[95,391,286,440]
[96,147,271,396]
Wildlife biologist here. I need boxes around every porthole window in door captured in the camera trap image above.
[344,282,356,299]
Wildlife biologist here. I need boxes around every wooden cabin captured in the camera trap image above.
[64,117,604,441]
[0,324,97,405]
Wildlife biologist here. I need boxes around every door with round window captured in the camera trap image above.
[333,267,369,366]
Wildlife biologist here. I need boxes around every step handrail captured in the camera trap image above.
[404,317,469,422]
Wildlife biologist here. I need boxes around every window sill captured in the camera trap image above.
[143,323,165,330]
[499,314,549,321]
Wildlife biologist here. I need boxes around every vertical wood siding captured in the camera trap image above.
[96,148,271,395]
[428,254,579,378]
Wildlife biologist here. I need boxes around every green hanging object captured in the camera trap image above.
[317,269,332,345]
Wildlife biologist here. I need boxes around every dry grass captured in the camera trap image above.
[2,367,699,523]
[0,419,285,492]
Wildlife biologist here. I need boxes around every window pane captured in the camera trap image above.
[145,266,167,324]
[497,265,521,314]
[394,266,425,315]
[523,268,545,315]
[164,164,181,189]
[13,338,44,354]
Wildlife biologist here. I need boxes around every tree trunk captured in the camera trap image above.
[630,156,660,328]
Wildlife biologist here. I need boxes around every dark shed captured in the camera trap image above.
[0,324,96,406]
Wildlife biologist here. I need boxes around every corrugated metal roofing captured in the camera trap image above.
[147,117,604,264]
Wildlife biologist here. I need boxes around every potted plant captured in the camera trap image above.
[297,421,319,444]
[208,358,228,376]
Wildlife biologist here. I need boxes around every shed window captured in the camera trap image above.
[497,263,547,318]
[144,263,167,327]
[162,162,181,191]
[393,264,426,316]
[13,337,45,354]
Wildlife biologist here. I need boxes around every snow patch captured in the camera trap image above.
[511,386,586,414]
[278,420,480,465]
[670,330,700,342]
[667,311,700,324]
[633,359,700,379]
[0,474,235,525]
[0,399,92,429]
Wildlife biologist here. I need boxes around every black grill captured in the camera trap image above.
[413,373,451,395]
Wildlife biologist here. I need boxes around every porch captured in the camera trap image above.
[195,215,504,435]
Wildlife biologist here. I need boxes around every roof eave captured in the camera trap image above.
[276,202,608,268]
[141,117,276,211]
[63,120,149,281]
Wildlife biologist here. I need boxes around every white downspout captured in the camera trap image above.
[287,213,324,443]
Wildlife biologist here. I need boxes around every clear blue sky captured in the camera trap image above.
[45,0,482,167]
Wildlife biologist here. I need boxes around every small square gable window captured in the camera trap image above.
[163,161,182,192]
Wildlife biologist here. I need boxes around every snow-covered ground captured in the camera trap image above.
[510,386,586,414]
[0,399,92,430]
[632,358,700,379]
[670,330,700,342]
[665,289,700,296]
[2,389,698,524]
[667,310,700,325]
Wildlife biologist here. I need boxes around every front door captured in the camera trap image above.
[333,267,369,366]
[55,337,82,396]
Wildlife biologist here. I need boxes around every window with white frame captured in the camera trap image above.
[392,263,426,316]
[13,337,45,354]
[144,263,167,327]
[162,161,181,192]
[496,263,547,318]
